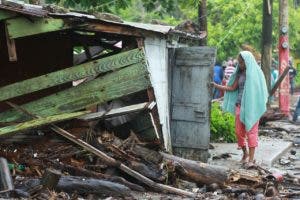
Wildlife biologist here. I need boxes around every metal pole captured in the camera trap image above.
[278,0,289,115]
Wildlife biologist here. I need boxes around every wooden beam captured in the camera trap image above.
[4,22,17,61]
[78,102,154,121]
[81,23,143,37]
[6,17,68,39]
[0,48,145,102]
[72,32,121,51]
[0,10,16,21]
[0,111,89,135]
[0,63,151,123]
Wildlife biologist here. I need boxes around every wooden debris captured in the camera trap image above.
[0,157,14,192]
[46,159,145,192]
[7,103,195,197]
[78,102,154,121]
[0,48,145,102]
[161,152,239,186]
[41,168,61,190]
[4,23,17,62]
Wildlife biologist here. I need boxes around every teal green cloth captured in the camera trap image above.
[222,51,268,131]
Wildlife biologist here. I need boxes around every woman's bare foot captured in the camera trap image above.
[241,152,249,163]
[240,146,248,163]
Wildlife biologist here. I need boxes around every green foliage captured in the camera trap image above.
[210,102,236,143]
[295,60,300,87]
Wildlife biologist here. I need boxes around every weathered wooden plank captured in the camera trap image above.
[175,47,216,66]
[130,112,159,141]
[82,23,143,37]
[0,10,16,21]
[0,63,151,123]
[78,102,151,121]
[6,17,68,39]
[0,48,145,102]
[4,23,17,61]
[0,111,89,135]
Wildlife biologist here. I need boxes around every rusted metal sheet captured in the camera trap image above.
[0,1,205,40]
[0,3,47,17]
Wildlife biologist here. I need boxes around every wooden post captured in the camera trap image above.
[261,0,273,95]
[278,0,290,115]
[198,0,207,46]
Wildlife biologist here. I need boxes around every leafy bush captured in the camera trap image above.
[210,102,236,143]
[295,61,300,87]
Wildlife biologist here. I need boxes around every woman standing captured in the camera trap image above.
[212,51,268,167]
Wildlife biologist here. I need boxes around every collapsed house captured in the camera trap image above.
[0,2,297,200]
[0,1,216,160]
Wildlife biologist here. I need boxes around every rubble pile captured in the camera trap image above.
[0,121,299,199]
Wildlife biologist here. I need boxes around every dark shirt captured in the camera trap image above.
[289,67,297,80]
[236,71,246,105]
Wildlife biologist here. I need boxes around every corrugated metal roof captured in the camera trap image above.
[124,21,173,34]
[0,1,205,39]
[0,1,47,17]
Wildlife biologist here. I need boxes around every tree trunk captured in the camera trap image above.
[198,0,207,46]
[261,0,273,95]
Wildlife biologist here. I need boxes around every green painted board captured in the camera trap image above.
[0,63,151,123]
[0,48,145,102]
[0,111,90,135]
[6,17,68,38]
[130,112,158,141]
[0,10,16,21]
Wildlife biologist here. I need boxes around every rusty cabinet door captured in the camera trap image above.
[170,47,216,150]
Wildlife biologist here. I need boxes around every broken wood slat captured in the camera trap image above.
[0,10,16,21]
[41,168,61,190]
[6,17,68,39]
[112,135,162,164]
[0,63,151,123]
[0,111,90,135]
[130,111,160,141]
[82,23,143,37]
[78,102,153,121]
[4,22,17,61]
[0,48,145,102]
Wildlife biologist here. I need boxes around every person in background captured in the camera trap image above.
[224,59,236,85]
[213,61,224,99]
[289,58,297,95]
[219,61,227,97]
[293,97,300,123]
[212,51,268,168]
[270,61,279,101]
